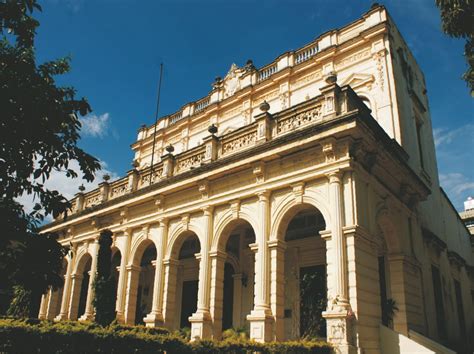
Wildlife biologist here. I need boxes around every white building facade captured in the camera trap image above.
[39,5,473,353]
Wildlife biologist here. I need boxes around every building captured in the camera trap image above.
[39,5,473,353]
[460,197,474,236]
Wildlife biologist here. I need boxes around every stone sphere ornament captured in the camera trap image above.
[103,174,110,182]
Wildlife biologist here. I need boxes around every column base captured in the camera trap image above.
[54,313,68,322]
[189,310,213,340]
[323,310,357,354]
[143,312,165,328]
[246,308,274,342]
[115,311,125,324]
[78,312,95,322]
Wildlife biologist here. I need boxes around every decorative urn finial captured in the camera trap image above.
[208,124,218,135]
[325,71,338,84]
[103,173,110,182]
[165,144,174,153]
[78,184,85,192]
[259,100,270,112]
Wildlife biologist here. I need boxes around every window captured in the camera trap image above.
[415,118,425,169]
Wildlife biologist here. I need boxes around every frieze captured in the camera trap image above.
[253,89,279,107]
[290,70,322,90]
[335,48,371,70]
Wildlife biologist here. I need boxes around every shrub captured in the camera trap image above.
[0,318,331,354]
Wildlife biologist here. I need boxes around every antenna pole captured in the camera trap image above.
[150,63,163,184]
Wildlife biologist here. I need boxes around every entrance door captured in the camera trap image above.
[180,280,198,328]
[300,265,326,338]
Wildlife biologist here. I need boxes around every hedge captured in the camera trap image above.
[0,318,332,354]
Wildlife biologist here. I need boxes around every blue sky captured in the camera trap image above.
[33,0,473,211]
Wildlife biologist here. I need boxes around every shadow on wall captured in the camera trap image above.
[379,325,455,354]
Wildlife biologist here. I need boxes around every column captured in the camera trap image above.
[322,171,355,354]
[209,250,226,339]
[144,219,169,327]
[116,229,131,322]
[79,239,100,321]
[189,207,213,340]
[269,239,286,341]
[67,273,83,320]
[56,252,74,321]
[123,264,141,325]
[46,288,61,320]
[247,190,274,342]
[38,292,49,319]
[162,258,179,329]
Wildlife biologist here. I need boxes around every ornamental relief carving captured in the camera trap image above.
[176,152,205,172]
[85,194,102,208]
[335,48,371,70]
[253,89,279,107]
[274,106,322,135]
[110,183,130,199]
[222,131,257,155]
[373,49,386,91]
[140,169,163,186]
[290,70,322,90]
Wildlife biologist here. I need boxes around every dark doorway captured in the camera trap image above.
[77,268,90,317]
[180,280,198,328]
[222,263,235,330]
[300,265,326,338]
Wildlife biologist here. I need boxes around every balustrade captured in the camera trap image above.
[257,64,277,82]
[295,44,318,64]
[66,84,363,215]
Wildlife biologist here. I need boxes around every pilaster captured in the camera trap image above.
[144,219,169,327]
[189,207,214,340]
[79,238,100,321]
[123,264,141,325]
[116,229,131,322]
[209,250,227,339]
[55,249,75,321]
[247,190,274,342]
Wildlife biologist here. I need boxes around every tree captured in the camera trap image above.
[435,0,474,95]
[0,0,101,316]
[93,229,116,326]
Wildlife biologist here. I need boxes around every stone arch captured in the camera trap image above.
[212,210,258,252]
[73,247,92,275]
[165,222,202,260]
[271,196,329,242]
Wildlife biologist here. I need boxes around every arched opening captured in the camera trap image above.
[282,206,327,340]
[216,219,256,335]
[174,232,200,329]
[76,254,92,319]
[135,243,156,324]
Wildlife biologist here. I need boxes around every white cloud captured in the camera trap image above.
[439,172,474,208]
[79,113,111,138]
[17,159,119,216]
[433,123,474,147]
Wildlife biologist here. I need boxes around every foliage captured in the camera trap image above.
[435,0,474,94]
[222,326,249,340]
[93,230,116,326]
[0,0,100,316]
[381,298,398,329]
[0,319,332,354]
[300,270,327,339]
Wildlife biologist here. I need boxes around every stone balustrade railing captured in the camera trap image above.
[136,7,384,135]
[66,83,369,216]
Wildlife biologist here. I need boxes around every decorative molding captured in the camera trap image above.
[253,161,265,183]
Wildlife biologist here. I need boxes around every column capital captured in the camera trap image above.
[326,170,343,184]
[248,242,259,253]
[319,229,332,240]
[163,257,179,266]
[157,217,169,227]
[201,205,214,216]
[267,239,286,251]
[125,264,141,272]
[257,190,271,202]
[209,249,227,260]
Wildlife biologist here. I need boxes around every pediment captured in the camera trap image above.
[340,73,374,89]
